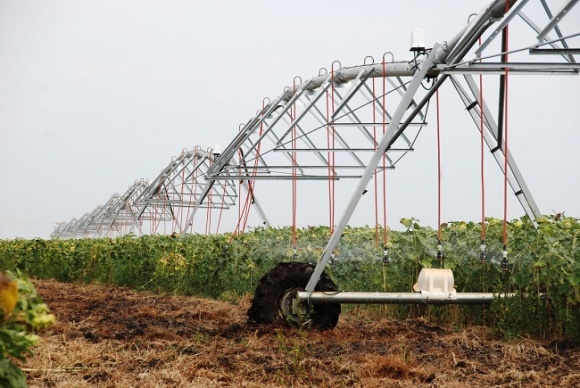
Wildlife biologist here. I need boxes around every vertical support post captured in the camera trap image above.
[304,45,442,293]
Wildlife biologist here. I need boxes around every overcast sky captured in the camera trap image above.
[1,0,579,239]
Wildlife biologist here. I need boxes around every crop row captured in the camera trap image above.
[1,215,579,340]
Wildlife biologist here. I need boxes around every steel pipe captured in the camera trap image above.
[297,291,514,305]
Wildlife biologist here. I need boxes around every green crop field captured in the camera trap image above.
[1,215,579,341]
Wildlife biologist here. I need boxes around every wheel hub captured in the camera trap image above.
[278,287,313,326]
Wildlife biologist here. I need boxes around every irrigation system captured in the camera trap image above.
[52,0,579,328]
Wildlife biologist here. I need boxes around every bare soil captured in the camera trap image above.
[22,278,579,387]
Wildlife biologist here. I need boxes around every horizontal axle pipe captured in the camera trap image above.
[297,291,514,305]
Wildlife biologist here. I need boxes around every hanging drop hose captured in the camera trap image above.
[501,68,510,271]
[214,179,229,235]
[372,77,380,247]
[382,56,390,266]
[236,179,242,237]
[501,12,510,272]
[291,79,298,258]
[230,123,261,243]
[230,181,253,243]
[243,110,267,233]
[325,74,332,235]
[435,89,444,265]
[479,37,487,262]
[205,155,213,236]
[184,157,198,233]
[232,98,268,241]
[327,63,337,236]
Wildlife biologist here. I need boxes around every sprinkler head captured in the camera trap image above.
[480,242,487,261]
[436,241,443,262]
[329,252,337,265]
[382,250,390,265]
[501,247,508,271]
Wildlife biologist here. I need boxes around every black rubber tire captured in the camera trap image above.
[247,262,341,330]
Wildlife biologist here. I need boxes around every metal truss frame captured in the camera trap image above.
[194,0,579,301]
[299,0,580,300]
[52,180,150,238]
[52,147,271,238]
[52,0,579,277]
[132,147,270,235]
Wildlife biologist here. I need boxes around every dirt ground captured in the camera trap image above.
[21,278,579,387]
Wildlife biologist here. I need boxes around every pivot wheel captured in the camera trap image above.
[247,262,340,330]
